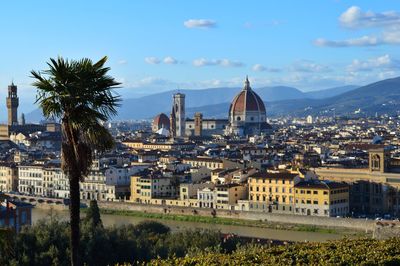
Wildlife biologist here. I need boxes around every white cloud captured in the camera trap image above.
[144,57,161,64]
[252,64,281,72]
[290,60,331,73]
[118,59,128,65]
[347,54,400,72]
[193,58,244,67]
[219,59,244,67]
[314,36,380,47]
[163,56,178,64]
[382,29,400,44]
[339,6,400,28]
[317,7,400,47]
[315,28,400,47]
[184,19,216,29]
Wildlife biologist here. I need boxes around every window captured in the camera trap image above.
[236,116,241,121]
[313,191,318,195]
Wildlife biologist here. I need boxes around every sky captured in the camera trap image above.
[0,0,400,114]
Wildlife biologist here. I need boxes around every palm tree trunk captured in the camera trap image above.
[69,173,80,266]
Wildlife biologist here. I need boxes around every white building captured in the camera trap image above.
[18,165,44,196]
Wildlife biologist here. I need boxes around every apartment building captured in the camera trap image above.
[294,180,349,217]
[0,163,18,192]
[248,172,301,213]
[18,164,44,196]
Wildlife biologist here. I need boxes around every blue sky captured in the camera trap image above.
[0,1,400,114]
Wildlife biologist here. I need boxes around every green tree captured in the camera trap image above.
[85,200,102,228]
[31,56,120,266]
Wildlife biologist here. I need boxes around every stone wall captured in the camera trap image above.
[94,201,377,232]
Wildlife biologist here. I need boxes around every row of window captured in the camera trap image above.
[251,186,292,193]
[297,189,328,195]
[251,179,293,184]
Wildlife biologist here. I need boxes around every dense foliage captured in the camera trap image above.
[2,203,400,265]
[0,215,235,266]
[150,238,400,265]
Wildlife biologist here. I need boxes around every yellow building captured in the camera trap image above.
[314,148,400,215]
[248,172,301,213]
[0,163,18,192]
[294,180,349,217]
[130,172,177,204]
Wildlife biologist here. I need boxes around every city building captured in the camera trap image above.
[315,148,400,215]
[215,183,247,210]
[130,171,177,203]
[18,164,44,196]
[0,163,18,192]
[248,172,301,213]
[294,180,349,217]
[0,199,32,232]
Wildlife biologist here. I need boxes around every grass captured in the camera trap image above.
[90,208,367,236]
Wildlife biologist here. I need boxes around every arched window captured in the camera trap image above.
[236,116,241,121]
[371,155,380,170]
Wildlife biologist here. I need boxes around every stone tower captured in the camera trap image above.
[6,82,19,126]
[171,93,185,138]
[194,112,203,137]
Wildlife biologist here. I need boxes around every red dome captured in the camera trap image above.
[153,113,170,130]
[229,78,266,114]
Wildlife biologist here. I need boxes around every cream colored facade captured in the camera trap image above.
[183,157,224,170]
[0,164,18,192]
[122,140,194,151]
[215,183,247,210]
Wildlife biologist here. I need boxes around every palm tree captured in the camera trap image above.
[31,56,120,265]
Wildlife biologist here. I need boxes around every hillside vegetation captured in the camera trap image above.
[149,238,400,265]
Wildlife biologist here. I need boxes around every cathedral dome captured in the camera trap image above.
[152,113,170,132]
[229,77,266,115]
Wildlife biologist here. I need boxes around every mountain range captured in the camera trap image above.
[187,77,400,118]
[26,84,359,121]
[26,77,400,121]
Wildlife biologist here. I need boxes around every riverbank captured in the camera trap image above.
[94,208,367,236]
[32,208,353,242]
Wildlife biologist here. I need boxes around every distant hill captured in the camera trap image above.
[26,84,359,122]
[187,77,400,118]
[263,77,400,117]
[304,85,358,99]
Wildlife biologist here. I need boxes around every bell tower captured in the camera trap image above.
[6,82,19,126]
[171,93,185,138]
